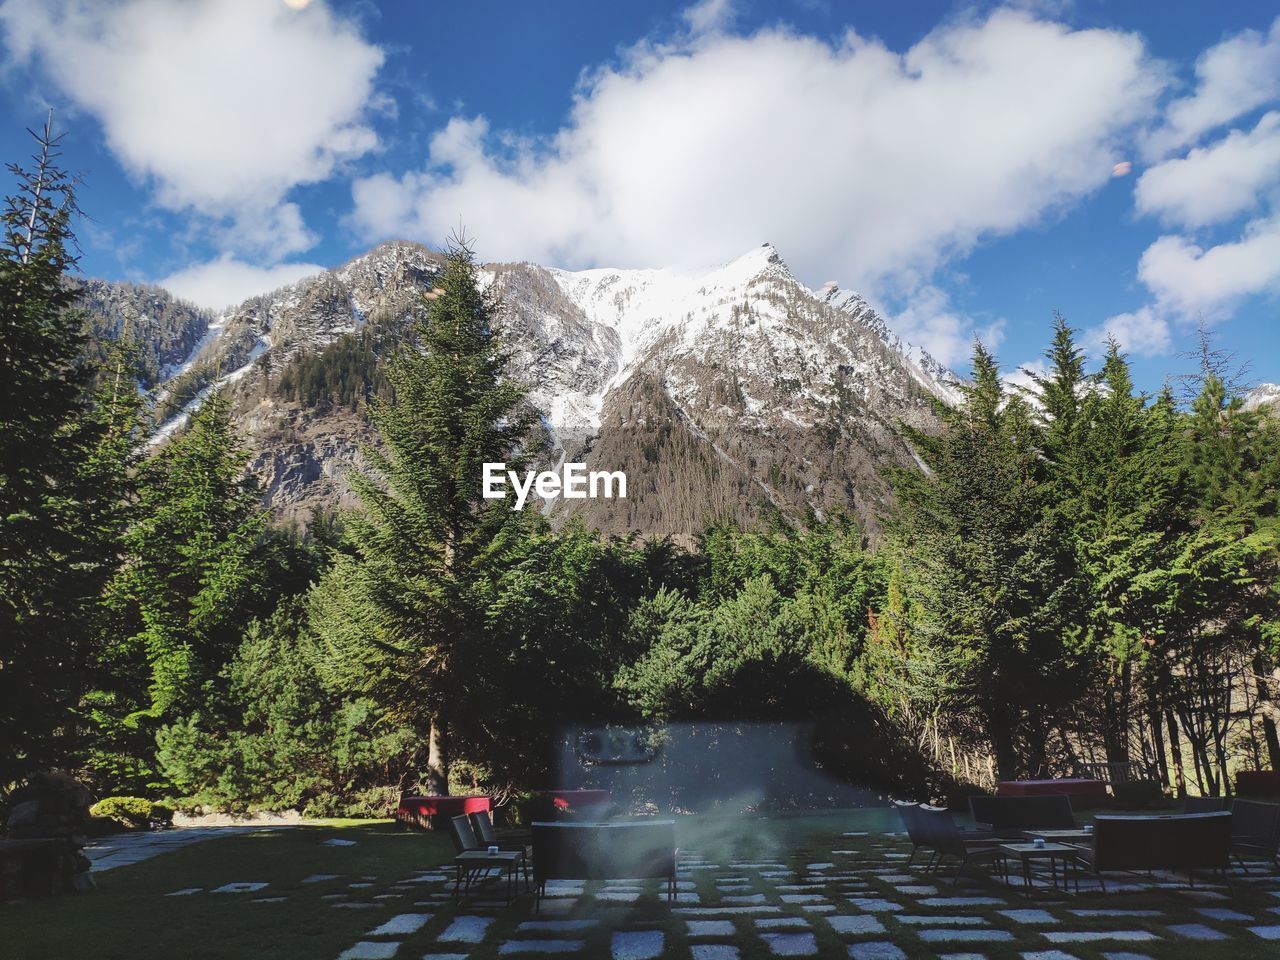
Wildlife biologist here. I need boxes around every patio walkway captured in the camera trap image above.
[86,825,286,872]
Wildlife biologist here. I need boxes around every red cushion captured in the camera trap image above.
[997,779,1108,798]
[396,795,490,823]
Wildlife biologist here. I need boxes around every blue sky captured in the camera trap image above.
[0,0,1277,392]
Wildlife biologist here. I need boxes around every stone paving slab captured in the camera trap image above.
[917,928,1014,943]
[1067,908,1161,917]
[1044,930,1159,943]
[846,898,903,912]
[688,920,736,937]
[518,919,596,932]
[760,932,818,956]
[438,916,494,943]
[368,913,432,936]
[498,941,585,955]
[846,943,907,960]
[998,908,1058,924]
[1194,907,1253,921]
[827,915,887,935]
[337,942,398,960]
[610,930,664,959]
[691,947,740,960]
[1166,923,1228,940]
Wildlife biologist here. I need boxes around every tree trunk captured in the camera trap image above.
[427,717,450,795]
[1149,708,1169,787]
[1252,655,1280,771]
[989,712,1019,782]
[1165,706,1186,798]
[1264,716,1280,773]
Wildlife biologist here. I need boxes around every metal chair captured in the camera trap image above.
[1231,799,1280,873]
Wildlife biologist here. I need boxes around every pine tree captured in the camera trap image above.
[1044,337,1167,767]
[890,340,1084,779]
[100,393,268,782]
[309,237,539,794]
[1133,375,1280,793]
[0,117,114,782]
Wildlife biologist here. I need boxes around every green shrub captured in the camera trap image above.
[89,796,155,828]
[300,785,400,820]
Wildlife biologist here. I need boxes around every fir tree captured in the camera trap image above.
[0,117,124,782]
[309,237,539,794]
[890,340,1085,779]
[100,393,269,782]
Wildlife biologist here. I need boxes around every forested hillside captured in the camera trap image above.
[3,128,1278,818]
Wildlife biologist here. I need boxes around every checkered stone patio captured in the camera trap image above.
[305,819,1280,960]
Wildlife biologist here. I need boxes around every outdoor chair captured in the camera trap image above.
[893,801,930,867]
[915,805,1001,882]
[448,814,532,896]
[1230,799,1280,873]
[1183,796,1230,814]
[469,809,532,854]
[1073,812,1232,891]
[968,794,995,829]
[898,800,992,870]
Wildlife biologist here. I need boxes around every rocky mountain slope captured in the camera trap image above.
[1245,383,1280,412]
[92,241,960,541]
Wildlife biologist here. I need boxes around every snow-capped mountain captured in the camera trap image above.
[1245,383,1280,412]
[97,241,959,540]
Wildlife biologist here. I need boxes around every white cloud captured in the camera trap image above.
[683,0,736,35]
[1135,112,1280,228]
[889,285,1004,369]
[1086,305,1172,358]
[0,0,385,256]
[1137,216,1280,317]
[1002,358,1050,398]
[349,9,1163,304]
[1117,17,1280,356]
[159,255,324,312]
[1143,17,1280,160]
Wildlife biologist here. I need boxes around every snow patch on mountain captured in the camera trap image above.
[1245,383,1280,411]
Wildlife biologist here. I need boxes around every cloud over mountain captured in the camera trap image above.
[349,8,1163,360]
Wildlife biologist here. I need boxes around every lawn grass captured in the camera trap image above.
[4,810,1279,960]
[4,820,452,960]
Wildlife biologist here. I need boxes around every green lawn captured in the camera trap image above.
[5,812,1280,960]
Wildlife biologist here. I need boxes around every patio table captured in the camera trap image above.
[452,849,525,905]
[999,841,1081,891]
[1021,828,1095,844]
